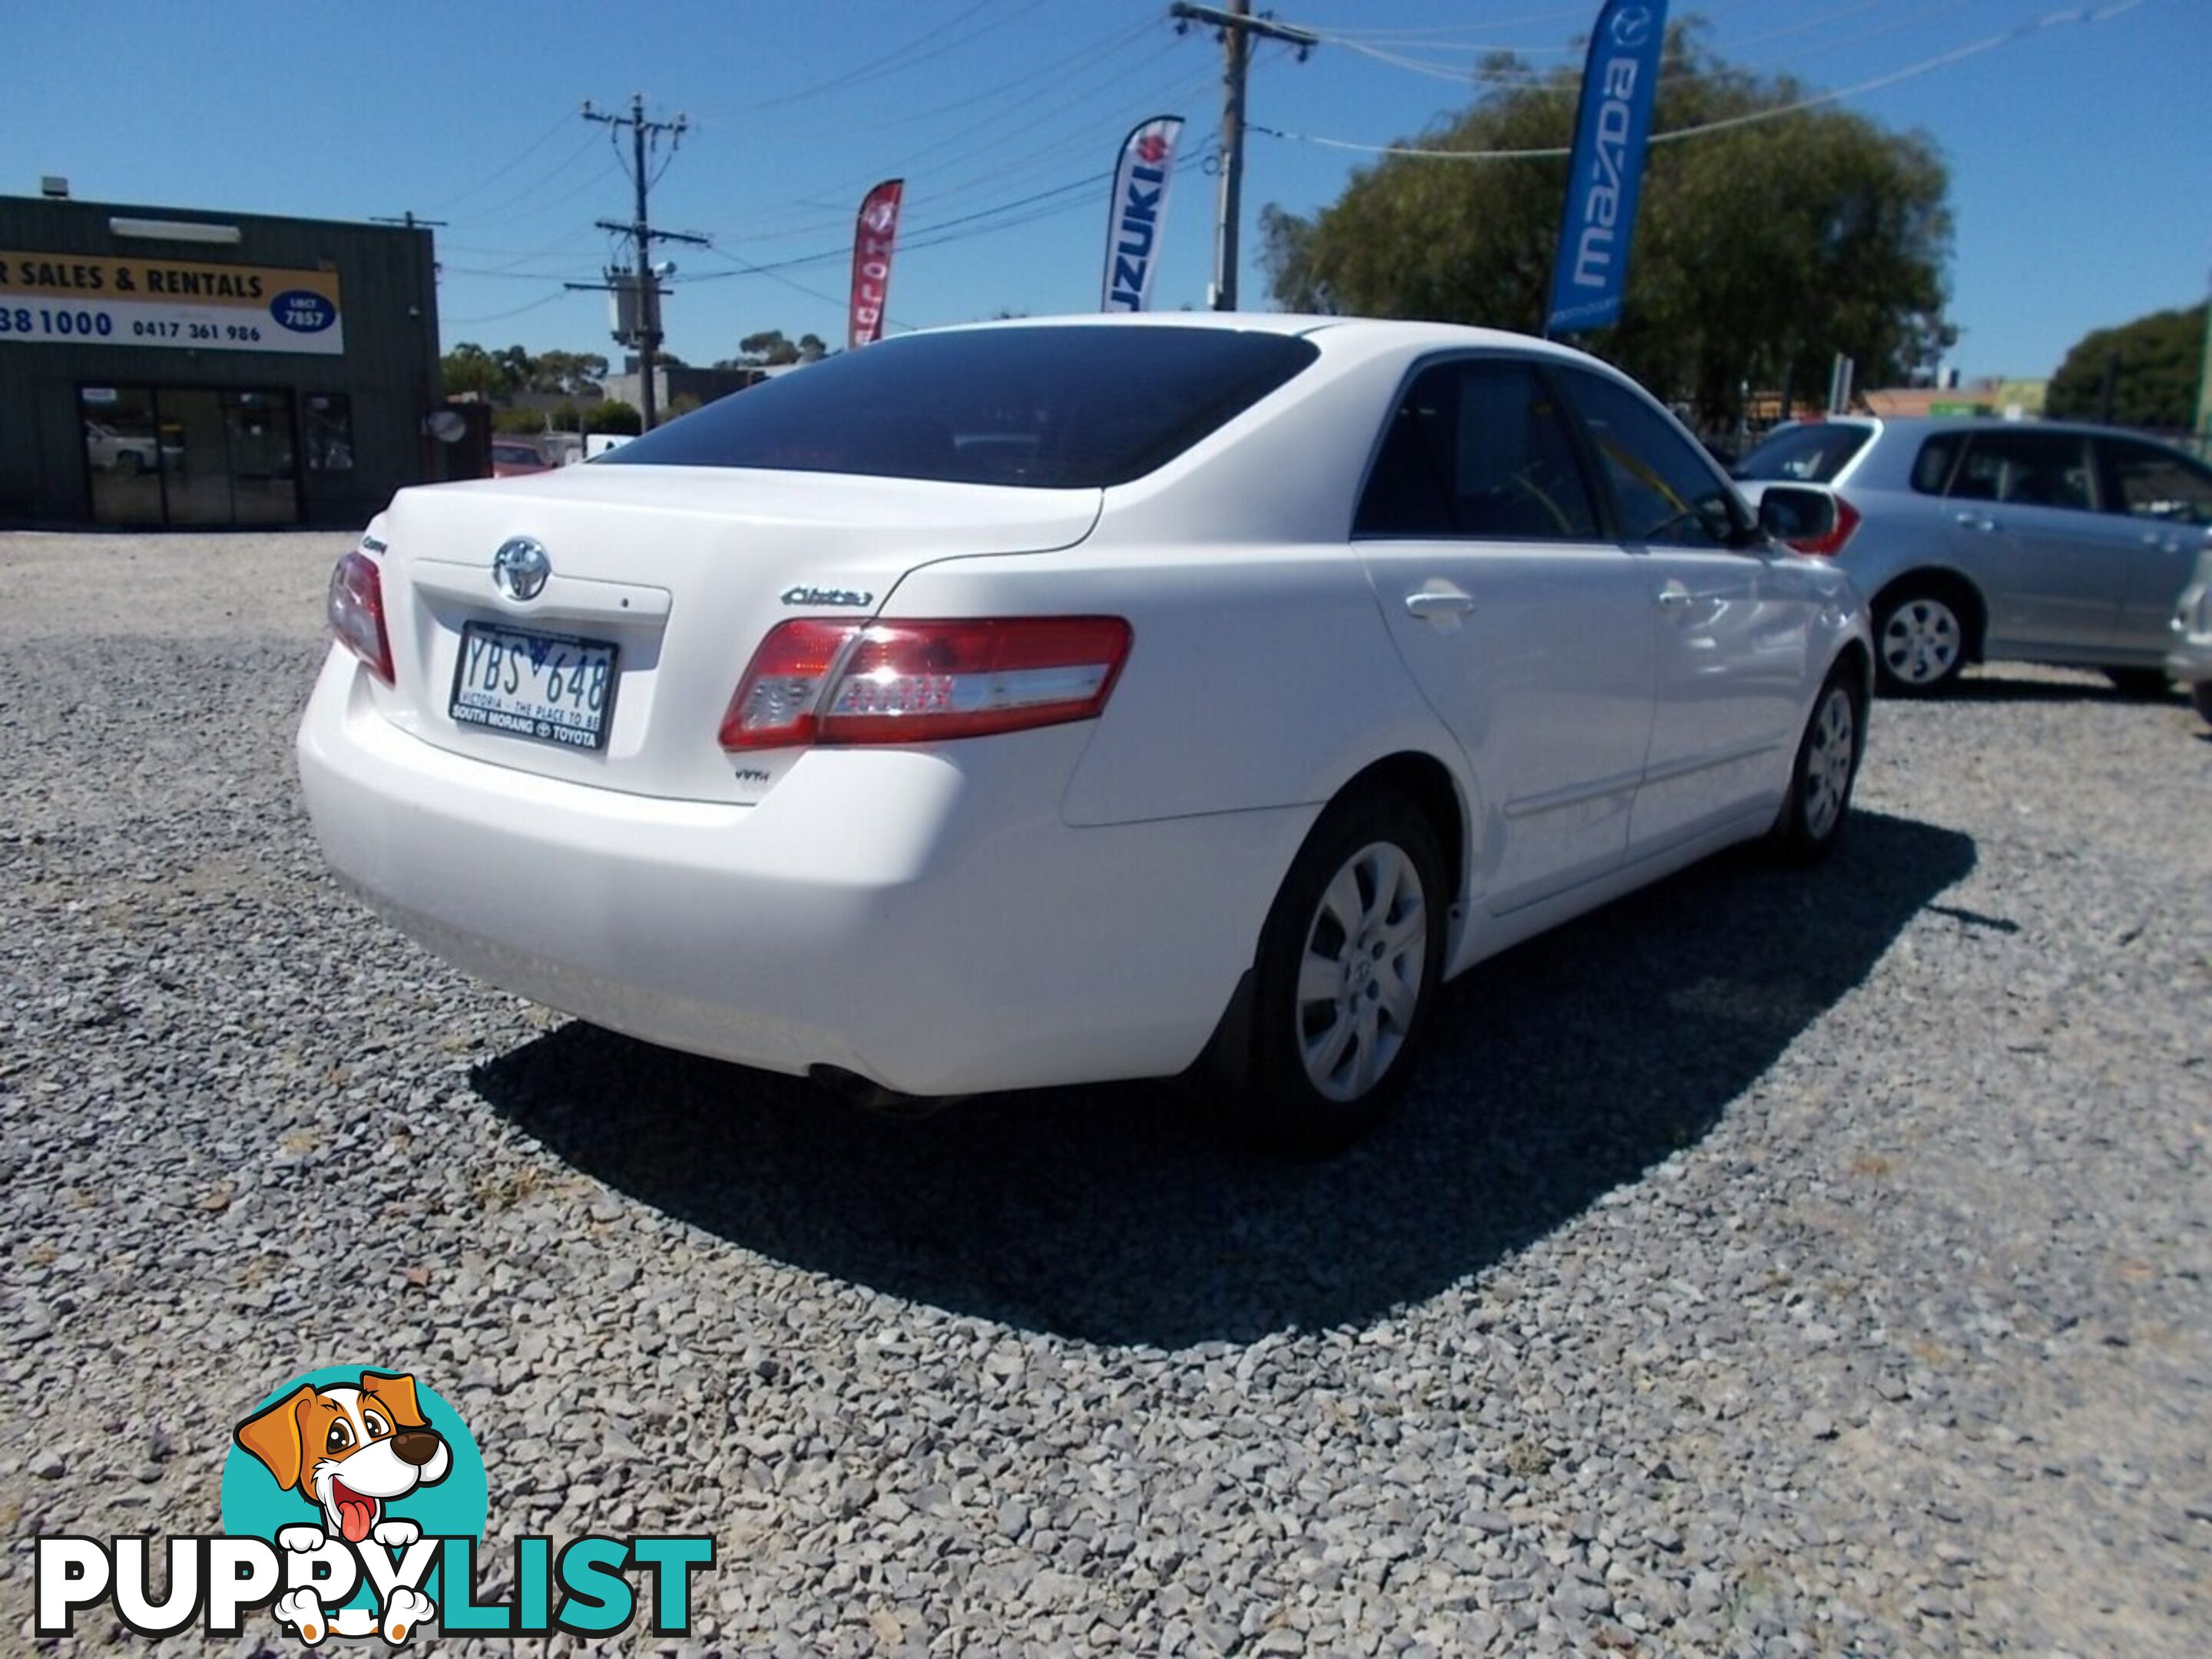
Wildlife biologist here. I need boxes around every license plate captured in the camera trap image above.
[449,621,618,751]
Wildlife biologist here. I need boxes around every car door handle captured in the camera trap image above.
[1954,510,1998,532]
[1404,588,1478,620]
[1654,582,1692,609]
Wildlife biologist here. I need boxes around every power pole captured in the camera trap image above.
[577,95,707,430]
[1169,2,1314,311]
[371,211,448,233]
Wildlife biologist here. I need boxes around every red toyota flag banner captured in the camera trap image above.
[849,179,904,349]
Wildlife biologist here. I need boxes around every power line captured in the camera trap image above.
[445,289,575,327]
[419,110,581,214]
[1253,0,2147,163]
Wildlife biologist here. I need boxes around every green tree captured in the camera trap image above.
[1262,25,1954,426]
[585,399,643,435]
[719,329,803,367]
[2046,303,2206,429]
[492,407,547,435]
[530,350,609,397]
[440,341,509,399]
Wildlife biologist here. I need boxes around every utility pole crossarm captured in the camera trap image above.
[1167,3,1316,50]
[1168,2,1315,312]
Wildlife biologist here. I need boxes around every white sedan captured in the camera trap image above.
[298,315,1872,1150]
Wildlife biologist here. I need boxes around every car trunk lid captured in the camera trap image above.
[364,465,1101,803]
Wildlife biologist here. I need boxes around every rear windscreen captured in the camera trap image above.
[1732,422,1874,483]
[597,326,1320,488]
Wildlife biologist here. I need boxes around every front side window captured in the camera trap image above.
[2099,436,2212,525]
[1558,369,1744,547]
[1948,431,2094,512]
[598,326,1320,488]
[1355,358,1600,540]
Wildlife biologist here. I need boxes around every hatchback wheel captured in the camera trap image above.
[1875,591,1966,692]
[1770,668,1863,863]
[2194,680,2212,727]
[1217,789,1446,1154]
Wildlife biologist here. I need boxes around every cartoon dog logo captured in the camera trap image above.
[233,1372,449,1644]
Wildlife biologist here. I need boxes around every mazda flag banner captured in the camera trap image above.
[1546,0,1670,335]
[1101,116,1184,313]
[849,179,904,349]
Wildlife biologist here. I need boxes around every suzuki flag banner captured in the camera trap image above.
[1101,116,1185,312]
[848,179,904,349]
[1545,0,1670,336]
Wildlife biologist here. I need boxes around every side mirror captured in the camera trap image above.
[1757,484,1839,546]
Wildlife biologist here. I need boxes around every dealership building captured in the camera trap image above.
[0,188,444,529]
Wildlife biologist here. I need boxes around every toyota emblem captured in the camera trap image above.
[492,537,551,602]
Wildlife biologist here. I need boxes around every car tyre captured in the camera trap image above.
[1874,589,1967,694]
[2193,680,2212,728]
[2102,667,2172,700]
[1210,788,1447,1156]
[1769,665,1864,864]
[115,451,144,478]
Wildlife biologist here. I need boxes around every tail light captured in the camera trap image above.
[1787,494,1861,558]
[327,549,394,684]
[720,617,1131,750]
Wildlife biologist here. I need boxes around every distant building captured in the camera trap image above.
[604,359,796,416]
[0,188,447,528]
[1863,379,2048,421]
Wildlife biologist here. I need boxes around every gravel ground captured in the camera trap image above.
[2,529,2207,1657]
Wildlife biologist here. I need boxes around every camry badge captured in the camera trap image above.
[492,537,551,602]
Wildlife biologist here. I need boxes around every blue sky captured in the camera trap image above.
[9,1,2206,383]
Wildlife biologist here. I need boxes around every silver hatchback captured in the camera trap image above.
[1735,417,2212,693]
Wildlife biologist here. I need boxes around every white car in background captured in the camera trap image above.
[298,316,1872,1150]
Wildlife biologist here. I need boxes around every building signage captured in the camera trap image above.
[0,250,345,355]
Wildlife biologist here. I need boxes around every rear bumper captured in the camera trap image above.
[296,649,1312,1096]
[2167,584,2212,685]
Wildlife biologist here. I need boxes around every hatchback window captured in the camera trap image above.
[2099,436,2212,525]
[1355,359,1600,540]
[1732,422,1872,483]
[598,326,1320,488]
[1558,369,1744,547]
[1949,431,2094,512]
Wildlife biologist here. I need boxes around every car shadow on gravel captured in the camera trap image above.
[1929,673,2179,704]
[475,808,1974,1349]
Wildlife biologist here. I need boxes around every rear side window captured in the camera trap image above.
[1355,359,1600,540]
[598,326,1320,488]
[1949,431,2095,511]
[2099,436,2212,525]
[1910,434,1964,495]
[1733,422,1872,483]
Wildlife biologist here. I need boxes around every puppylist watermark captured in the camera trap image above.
[35,1366,713,1645]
